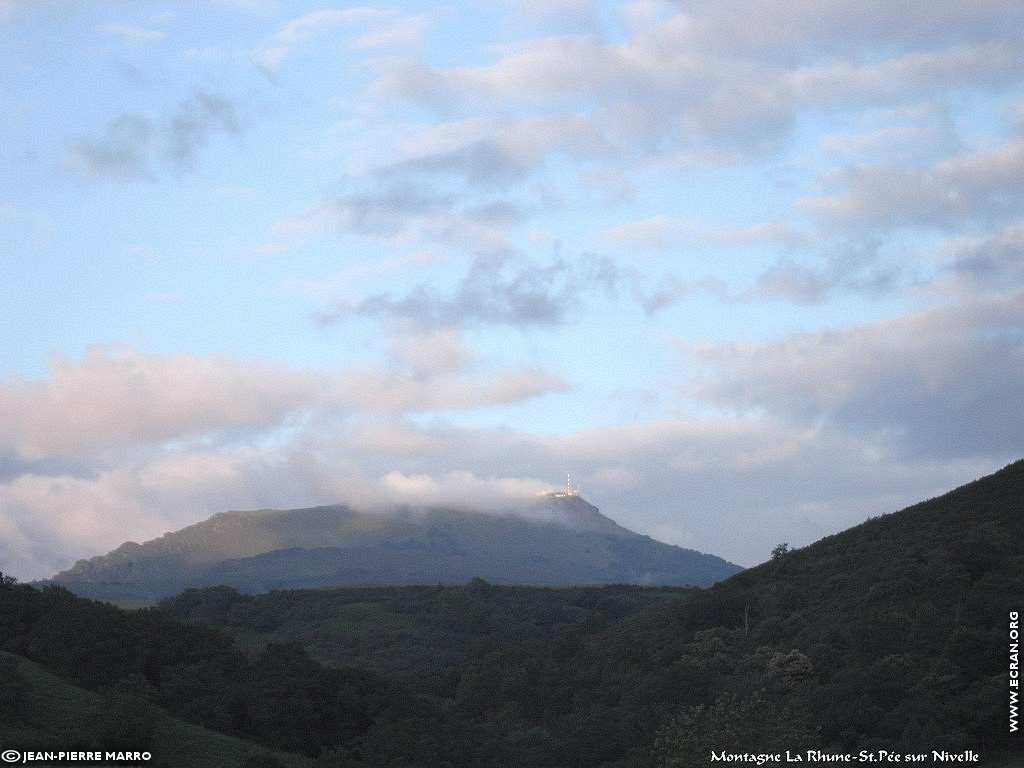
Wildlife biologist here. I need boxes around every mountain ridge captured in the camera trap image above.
[47,494,742,599]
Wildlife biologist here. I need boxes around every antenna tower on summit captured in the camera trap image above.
[565,472,579,497]
[540,472,581,498]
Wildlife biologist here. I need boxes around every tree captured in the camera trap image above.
[0,655,31,722]
[771,543,790,560]
[90,675,159,751]
[653,691,819,767]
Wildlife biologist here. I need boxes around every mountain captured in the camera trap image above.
[47,494,742,599]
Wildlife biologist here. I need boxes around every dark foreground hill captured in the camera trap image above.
[0,650,312,768]
[46,494,741,599]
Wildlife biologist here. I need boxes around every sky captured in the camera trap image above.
[2,0,1024,580]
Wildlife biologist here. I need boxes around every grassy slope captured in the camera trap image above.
[0,651,313,768]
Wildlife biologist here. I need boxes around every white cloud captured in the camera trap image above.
[214,0,275,14]
[95,23,164,46]
[252,9,358,71]
[0,345,320,461]
[792,39,1024,107]
[252,8,432,73]
[332,327,569,413]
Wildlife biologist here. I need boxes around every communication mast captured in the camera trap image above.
[540,472,581,498]
[564,472,580,497]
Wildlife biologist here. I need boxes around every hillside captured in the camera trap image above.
[46,495,741,599]
[159,583,694,678]
[0,651,312,768]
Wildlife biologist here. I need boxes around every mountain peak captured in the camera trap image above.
[46,496,741,600]
[531,493,618,533]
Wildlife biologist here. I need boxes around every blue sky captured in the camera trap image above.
[2,0,1024,579]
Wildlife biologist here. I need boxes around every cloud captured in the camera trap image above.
[95,23,164,46]
[252,9,358,71]
[214,0,275,15]
[0,335,575,578]
[800,138,1024,231]
[0,345,320,461]
[791,39,1024,107]
[691,290,1024,458]
[747,238,905,303]
[814,105,963,167]
[385,113,614,189]
[0,410,998,580]
[942,225,1024,290]
[664,0,1024,60]
[316,250,631,328]
[373,0,1024,169]
[331,327,569,413]
[318,187,454,236]
[335,366,567,414]
[0,335,574,464]
[0,324,1014,581]
[66,90,240,180]
[601,215,803,253]
[252,8,432,73]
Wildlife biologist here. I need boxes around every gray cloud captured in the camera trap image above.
[385,137,538,189]
[328,186,454,235]
[382,113,613,189]
[692,290,1024,458]
[748,239,906,303]
[671,0,1024,61]
[800,138,1024,231]
[945,226,1024,289]
[316,251,632,328]
[66,90,239,180]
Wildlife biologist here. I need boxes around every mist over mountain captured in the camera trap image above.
[47,494,741,599]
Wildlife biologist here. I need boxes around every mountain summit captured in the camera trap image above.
[48,495,741,600]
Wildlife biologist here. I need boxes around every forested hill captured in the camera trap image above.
[572,458,1024,763]
[45,495,741,600]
